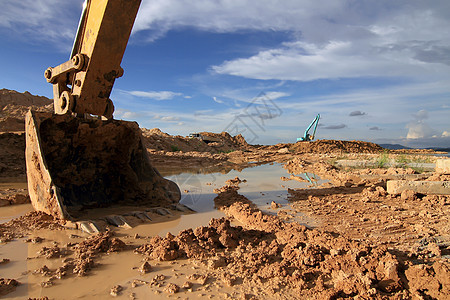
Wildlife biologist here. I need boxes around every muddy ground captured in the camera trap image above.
[1,138,449,299]
[0,89,449,299]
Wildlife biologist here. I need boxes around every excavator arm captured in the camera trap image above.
[297,114,320,142]
[25,0,181,222]
[44,0,140,118]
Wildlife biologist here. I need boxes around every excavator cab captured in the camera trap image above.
[25,0,181,221]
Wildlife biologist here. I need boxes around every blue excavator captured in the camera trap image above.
[297,114,320,142]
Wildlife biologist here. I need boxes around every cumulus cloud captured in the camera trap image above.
[442,131,450,137]
[349,110,367,117]
[406,109,436,139]
[128,90,184,100]
[212,38,450,81]
[114,109,142,120]
[370,126,381,131]
[4,0,450,79]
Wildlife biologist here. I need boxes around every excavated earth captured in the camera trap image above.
[0,89,449,299]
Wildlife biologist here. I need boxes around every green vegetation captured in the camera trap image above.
[170,145,181,152]
[395,154,411,167]
[218,149,235,154]
[376,150,390,168]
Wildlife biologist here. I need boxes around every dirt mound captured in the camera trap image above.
[289,139,385,154]
[0,212,65,242]
[72,231,127,276]
[141,128,250,153]
[0,89,52,132]
[134,182,450,299]
[0,278,19,297]
[0,132,26,181]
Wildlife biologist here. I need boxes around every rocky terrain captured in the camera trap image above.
[0,89,52,132]
[0,89,448,299]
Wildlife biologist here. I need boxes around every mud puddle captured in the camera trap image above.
[0,203,33,224]
[166,163,325,226]
[1,163,325,298]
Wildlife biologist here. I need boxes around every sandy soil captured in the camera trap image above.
[0,89,449,299]
[1,150,449,299]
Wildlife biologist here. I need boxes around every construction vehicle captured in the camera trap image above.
[297,114,320,142]
[189,133,221,144]
[25,0,181,223]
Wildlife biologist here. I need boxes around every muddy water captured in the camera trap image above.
[1,163,322,298]
[166,163,326,211]
[0,203,33,224]
[166,163,324,226]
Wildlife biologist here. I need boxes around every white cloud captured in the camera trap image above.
[153,115,180,122]
[0,1,81,48]
[406,122,434,139]
[441,131,450,137]
[213,97,224,104]
[133,0,450,81]
[212,39,450,81]
[406,109,436,139]
[128,90,183,100]
[161,116,180,121]
[264,91,290,100]
[114,109,142,120]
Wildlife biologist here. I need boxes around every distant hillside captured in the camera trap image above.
[379,143,411,150]
[429,147,450,153]
[0,89,53,132]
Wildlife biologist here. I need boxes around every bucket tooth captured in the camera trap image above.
[129,211,153,221]
[77,221,103,234]
[104,215,132,228]
[150,207,172,216]
[172,203,195,212]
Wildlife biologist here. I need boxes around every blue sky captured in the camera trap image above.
[1,0,449,148]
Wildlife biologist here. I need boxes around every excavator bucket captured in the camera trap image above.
[25,111,181,220]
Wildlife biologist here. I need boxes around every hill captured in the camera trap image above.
[0,89,52,132]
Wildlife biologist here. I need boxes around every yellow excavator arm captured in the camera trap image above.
[25,0,181,223]
[44,0,140,118]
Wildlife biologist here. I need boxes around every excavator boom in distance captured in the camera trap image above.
[297,114,320,142]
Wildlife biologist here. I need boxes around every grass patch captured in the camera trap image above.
[376,150,390,168]
[395,154,411,167]
[218,149,235,154]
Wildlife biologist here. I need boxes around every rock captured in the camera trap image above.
[9,194,30,204]
[181,281,193,289]
[208,257,227,269]
[401,190,417,201]
[164,283,179,294]
[110,285,123,297]
[0,278,19,297]
[271,201,281,209]
[427,243,441,257]
[139,261,152,274]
